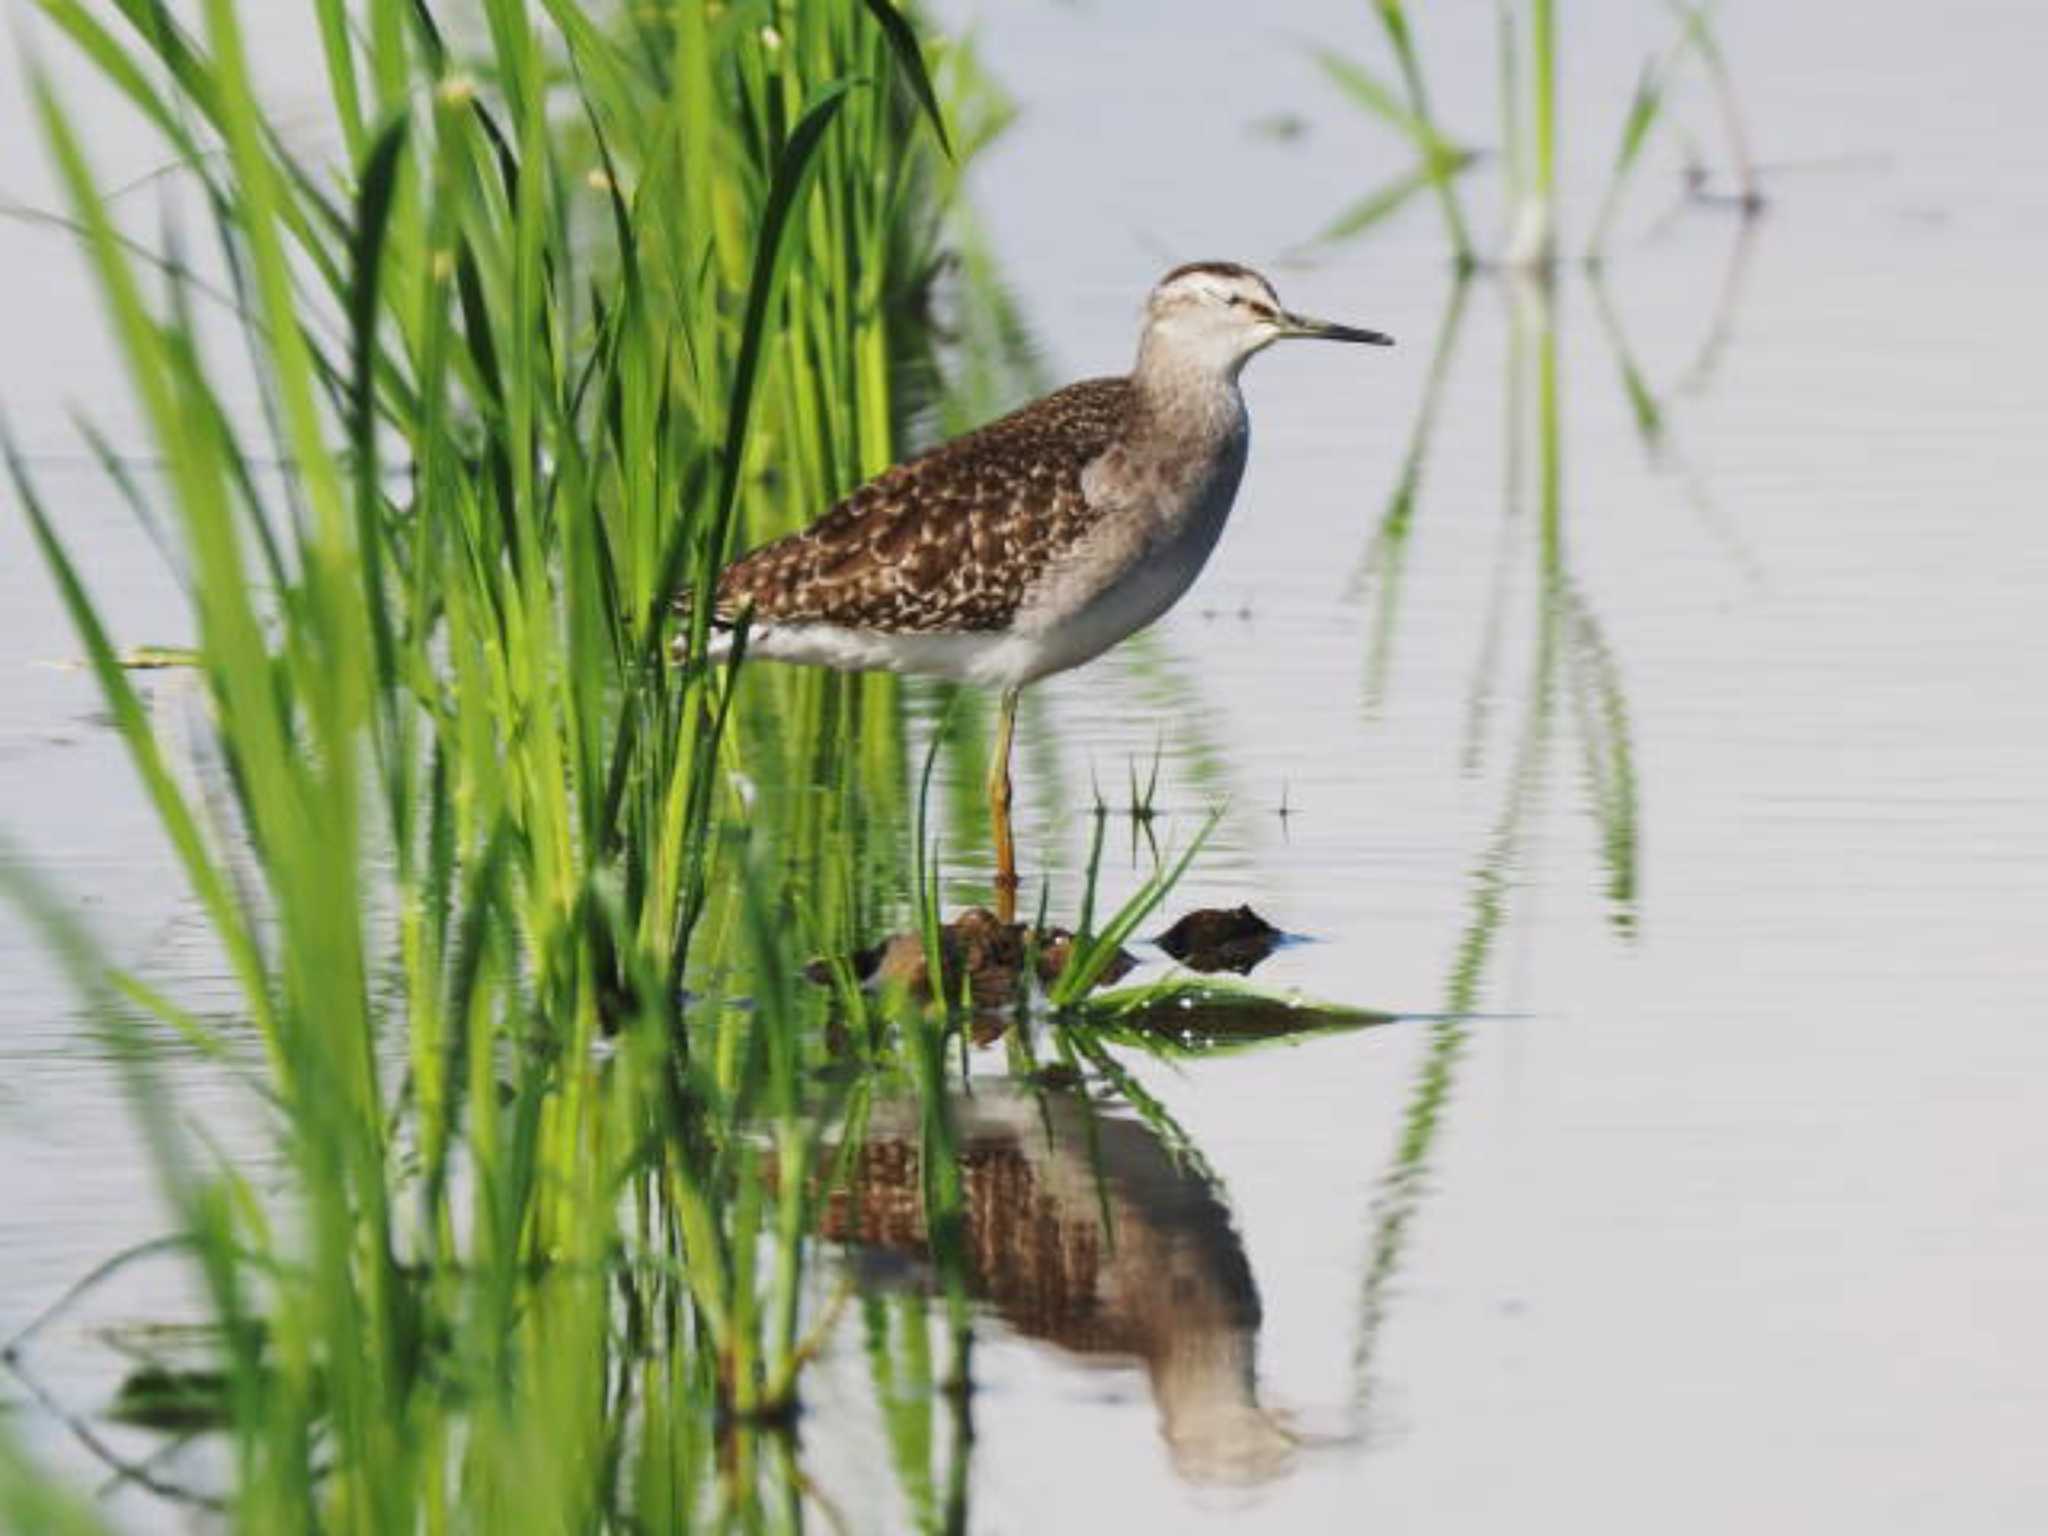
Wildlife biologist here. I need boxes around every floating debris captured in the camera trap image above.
[808,907,1136,1011]
[1246,112,1309,142]
[1155,904,1285,974]
[33,644,199,672]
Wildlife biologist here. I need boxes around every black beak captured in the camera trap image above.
[1280,310,1395,346]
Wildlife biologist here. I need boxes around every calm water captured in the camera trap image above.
[4,1,2047,1530]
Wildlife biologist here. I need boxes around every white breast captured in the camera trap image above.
[1010,412,1249,685]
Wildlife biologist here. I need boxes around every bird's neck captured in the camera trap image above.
[1128,339,1246,455]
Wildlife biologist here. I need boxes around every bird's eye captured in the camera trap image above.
[1225,294,1243,308]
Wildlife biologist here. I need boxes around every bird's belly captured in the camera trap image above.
[1020,547,1205,679]
[1014,482,1238,684]
[739,622,1035,685]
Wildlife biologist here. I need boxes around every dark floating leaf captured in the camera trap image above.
[1155,904,1285,975]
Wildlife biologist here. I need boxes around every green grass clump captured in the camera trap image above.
[3,0,1014,1523]
[2,0,1306,1520]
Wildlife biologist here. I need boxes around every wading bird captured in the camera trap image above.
[680,262,1391,921]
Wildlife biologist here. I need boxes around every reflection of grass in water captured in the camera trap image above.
[1588,268,1667,447]
[1315,0,1763,268]
[1588,223,1767,587]
[1347,250,1721,1411]
[1563,586,1641,932]
[1351,522,1561,1418]
[1350,274,1474,716]
[1675,207,1762,394]
[1345,175,1768,1410]
[1095,630,1242,823]
[863,1289,971,1535]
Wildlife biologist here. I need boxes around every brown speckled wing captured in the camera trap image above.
[699,377,1133,634]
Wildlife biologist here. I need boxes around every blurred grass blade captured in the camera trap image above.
[1586,55,1673,260]
[1312,47,1441,150]
[646,78,858,808]
[32,0,205,166]
[862,0,953,159]
[348,113,408,712]
[1312,35,1473,263]
[1315,161,1435,244]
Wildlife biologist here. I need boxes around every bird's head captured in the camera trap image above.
[1140,261,1393,379]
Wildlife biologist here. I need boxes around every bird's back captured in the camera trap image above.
[695,377,1135,636]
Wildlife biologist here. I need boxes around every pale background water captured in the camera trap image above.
[3,1,2046,1530]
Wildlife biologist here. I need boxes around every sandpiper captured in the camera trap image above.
[683,261,1391,920]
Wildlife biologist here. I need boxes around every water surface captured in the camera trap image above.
[4,1,2047,1529]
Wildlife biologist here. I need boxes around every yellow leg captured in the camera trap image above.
[988,686,1021,925]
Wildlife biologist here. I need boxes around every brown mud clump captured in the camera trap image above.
[809,907,1137,1012]
[1154,905,1283,975]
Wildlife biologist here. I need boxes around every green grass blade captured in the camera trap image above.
[348,113,409,710]
[1329,4,1475,262]
[699,79,858,608]
[32,0,204,164]
[861,0,954,159]
[1052,808,1222,1007]
[1586,57,1672,261]
[1314,161,1436,243]
[1312,47,1439,148]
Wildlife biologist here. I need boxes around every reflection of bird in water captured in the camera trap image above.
[818,1087,1296,1485]
[678,263,1391,920]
